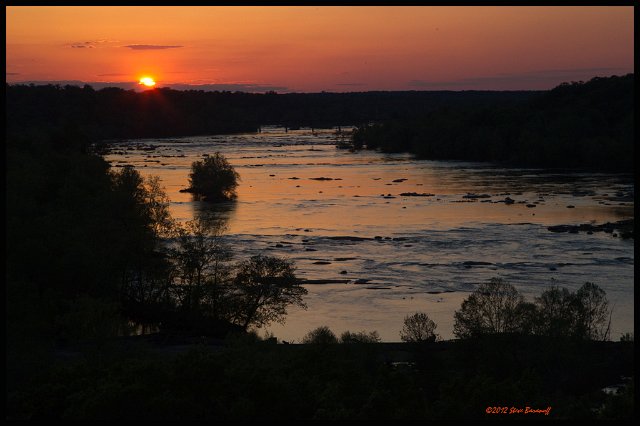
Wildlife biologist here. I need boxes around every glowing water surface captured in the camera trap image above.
[104,127,634,341]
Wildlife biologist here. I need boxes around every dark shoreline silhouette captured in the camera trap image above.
[349,74,633,172]
[6,74,634,420]
[6,82,535,140]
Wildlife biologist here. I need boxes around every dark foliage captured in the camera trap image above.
[231,255,308,330]
[400,312,440,343]
[453,278,525,339]
[301,326,339,345]
[6,83,534,141]
[6,336,633,420]
[7,131,167,341]
[6,76,633,421]
[351,74,633,171]
[186,153,240,201]
[453,279,612,341]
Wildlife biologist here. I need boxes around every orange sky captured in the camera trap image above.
[5,6,634,92]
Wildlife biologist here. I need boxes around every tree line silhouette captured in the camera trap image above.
[350,74,633,171]
[6,83,534,140]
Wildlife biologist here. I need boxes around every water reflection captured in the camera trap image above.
[191,199,238,230]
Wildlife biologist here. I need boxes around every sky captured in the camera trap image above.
[5,6,634,93]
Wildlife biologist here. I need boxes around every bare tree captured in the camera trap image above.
[453,278,524,339]
[534,282,612,341]
[168,217,233,319]
[231,255,307,330]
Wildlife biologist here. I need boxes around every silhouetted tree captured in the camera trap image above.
[400,312,439,342]
[534,285,578,338]
[187,153,240,201]
[302,326,338,344]
[535,282,611,340]
[231,255,307,330]
[340,330,381,344]
[168,217,233,320]
[453,278,524,339]
[575,282,612,341]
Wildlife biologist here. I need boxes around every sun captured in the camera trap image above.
[139,76,156,87]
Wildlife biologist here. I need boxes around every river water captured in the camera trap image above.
[103,127,634,341]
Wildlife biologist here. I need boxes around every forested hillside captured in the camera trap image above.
[351,74,633,171]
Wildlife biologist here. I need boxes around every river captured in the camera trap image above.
[103,126,634,341]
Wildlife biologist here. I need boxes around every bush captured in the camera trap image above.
[302,326,338,344]
[400,312,439,343]
[340,330,381,344]
[187,153,239,201]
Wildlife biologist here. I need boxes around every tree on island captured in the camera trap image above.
[186,152,240,201]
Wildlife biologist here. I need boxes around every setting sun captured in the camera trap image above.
[139,77,156,87]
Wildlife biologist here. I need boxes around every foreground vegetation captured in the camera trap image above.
[6,128,307,405]
[6,332,633,420]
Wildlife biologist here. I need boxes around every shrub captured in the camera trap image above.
[340,330,381,344]
[301,326,338,344]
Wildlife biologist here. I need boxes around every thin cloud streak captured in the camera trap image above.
[68,40,113,49]
[124,44,183,50]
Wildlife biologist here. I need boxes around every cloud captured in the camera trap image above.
[97,73,129,77]
[10,80,91,87]
[6,72,20,75]
[124,44,183,50]
[335,83,366,87]
[68,40,109,49]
